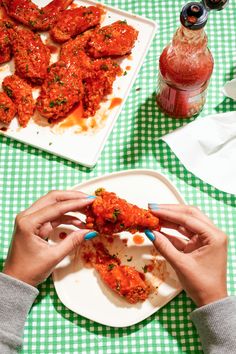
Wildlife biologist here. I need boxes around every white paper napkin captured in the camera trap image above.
[161,111,236,195]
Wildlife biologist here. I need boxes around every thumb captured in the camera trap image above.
[52,229,98,263]
[146,230,181,268]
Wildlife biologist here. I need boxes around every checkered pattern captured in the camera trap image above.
[0,0,236,353]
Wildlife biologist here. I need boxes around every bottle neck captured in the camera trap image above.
[172,25,208,50]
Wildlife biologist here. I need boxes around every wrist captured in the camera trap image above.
[194,290,228,307]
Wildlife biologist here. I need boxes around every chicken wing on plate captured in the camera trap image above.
[2,74,35,127]
[9,27,50,85]
[0,19,14,64]
[87,21,138,58]
[36,60,83,120]
[50,6,102,43]
[85,242,150,304]
[0,92,16,125]
[3,0,73,31]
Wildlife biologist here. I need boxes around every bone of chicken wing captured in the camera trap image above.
[50,6,102,43]
[9,27,50,85]
[36,61,83,120]
[0,19,14,64]
[85,189,160,234]
[2,75,35,127]
[0,92,16,125]
[85,242,150,304]
[87,21,139,58]
[3,0,73,31]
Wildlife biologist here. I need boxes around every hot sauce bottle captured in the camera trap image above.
[157,0,229,119]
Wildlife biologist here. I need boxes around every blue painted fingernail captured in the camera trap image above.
[148,203,159,211]
[144,229,156,242]
[86,195,96,199]
[84,231,98,240]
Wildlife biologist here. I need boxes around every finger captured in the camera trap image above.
[22,190,91,216]
[52,229,98,262]
[160,231,189,251]
[145,230,181,266]
[150,209,216,241]
[160,220,194,238]
[29,198,95,227]
[38,216,85,239]
[150,204,213,226]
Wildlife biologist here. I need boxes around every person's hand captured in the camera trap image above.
[145,204,228,307]
[3,190,98,287]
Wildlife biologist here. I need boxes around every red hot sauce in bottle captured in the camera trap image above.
[157,2,213,118]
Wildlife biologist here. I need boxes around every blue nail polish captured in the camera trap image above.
[84,231,98,240]
[86,195,96,199]
[148,203,159,211]
[144,229,156,242]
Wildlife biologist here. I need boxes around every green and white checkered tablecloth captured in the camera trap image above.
[0,0,236,353]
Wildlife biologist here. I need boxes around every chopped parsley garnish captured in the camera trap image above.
[120,223,124,228]
[107,264,115,271]
[4,86,13,98]
[142,265,148,273]
[53,74,64,85]
[0,104,9,112]
[123,71,127,76]
[113,208,120,219]
[119,20,127,24]
[116,280,121,291]
[25,64,29,72]
[100,64,109,71]
[49,98,67,108]
[104,33,112,39]
[95,188,105,196]
[28,20,36,27]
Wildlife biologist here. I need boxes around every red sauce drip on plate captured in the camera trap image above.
[133,235,144,245]
[126,66,131,70]
[46,44,58,54]
[109,97,122,110]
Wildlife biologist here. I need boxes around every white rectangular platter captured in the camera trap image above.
[0,0,157,167]
[50,169,184,327]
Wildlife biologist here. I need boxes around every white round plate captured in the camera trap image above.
[51,169,184,327]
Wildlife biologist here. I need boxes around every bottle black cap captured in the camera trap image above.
[180,2,208,29]
[202,0,229,11]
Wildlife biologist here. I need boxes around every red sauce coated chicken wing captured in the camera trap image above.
[9,27,50,85]
[50,6,102,43]
[0,92,16,125]
[85,242,150,304]
[0,19,14,64]
[85,189,160,234]
[2,74,35,127]
[87,21,138,58]
[3,0,73,31]
[36,61,83,120]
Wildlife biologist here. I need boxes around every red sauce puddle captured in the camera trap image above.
[109,97,122,110]
[126,66,131,71]
[133,234,144,245]
[59,103,86,129]
[46,44,58,54]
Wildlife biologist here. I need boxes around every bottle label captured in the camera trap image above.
[157,75,209,118]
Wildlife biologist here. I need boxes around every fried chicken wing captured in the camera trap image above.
[50,6,102,43]
[9,27,50,85]
[87,242,149,304]
[85,189,160,234]
[61,39,122,118]
[2,74,35,127]
[87,21,138,58]
[0,92,16,125]
[82,58,122,117]
[3,0,73,31]
[37,61,83,120]
[0,19,14,64]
